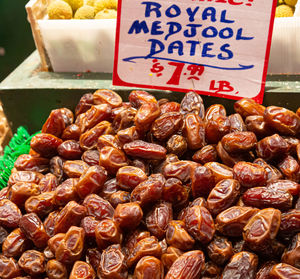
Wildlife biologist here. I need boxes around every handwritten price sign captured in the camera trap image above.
[113,0,276,103]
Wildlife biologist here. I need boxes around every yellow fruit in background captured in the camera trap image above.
[47,0,73,19]
[277,0,284,5]
[276,4,294,17]
[63,0,84,12]
[285,0,298,6]
[94,0,117,13]
[85,0,95,6]
[74,5,95,19]
[95,8,117,19]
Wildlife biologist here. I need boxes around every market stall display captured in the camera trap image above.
[276,0,298,17]
[0,90,300,278]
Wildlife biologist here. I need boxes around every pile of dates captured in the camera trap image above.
[1,90,300,279]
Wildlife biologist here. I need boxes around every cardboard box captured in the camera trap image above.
[26,0,300,74]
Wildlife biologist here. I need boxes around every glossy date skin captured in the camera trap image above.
[7,92,300,277]
[215,206,259,237]
[165,250,205,279]
[184,205,215,244]
[207,179,241,216]
[220,251,258,279]
[70,261,96,279]
[134,256,164,279]
[166,220,195,251]
[19,213,50,248]
[98,244,127,279]
[243,208,281,252]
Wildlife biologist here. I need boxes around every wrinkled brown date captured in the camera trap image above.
[184,205,215,244]
[166,220,195,251]
[135,102,160,133]
[93,89,122,108]
[215,206,259,237]
[134,256,164,279]
[242,187,293,210]
[124,140,167,160]
[99,146,128,175]
[221,251,258,279]
[7,182,40,207]
[80,121,113,150]
[62,124,81,141]
[0,255,21,278]
[243,208,281,252]
[55,178,79,206]
[8,170,43,187]
[63,160,89,178]
[2,228,30,258]
[191,165,215,198]
[131,174,165,208]
[264,106,300,136]
[19,213,50,248]
[207,236,233,266]
[192,145,218,165]
[83,194,114,221]
[281,233,300,268]
[165,250,205,279]
[269,263,300,278]
[279,209,300,237]
[18,250,45,275]
[233,161,267,188]
[56,226,85,264]
[25,191,56,217]
[221,131,257,154]
[76,165,107,198]
[31,133,63,158]
[46,259,68,279]
[180,91,205,118]
[116,166,147,191]
[256,134,290,161]
[0,199,22,228]
[162,178,189,208]
[14,154,49,173]
[183,113,206,150]
[207,179,241,216]
[95,219,123,249]
[54,201,87,234]
[98,244,128,279]
[70,261,96,279]
[127,236,162,268]
[234,98,265,118]
[146,201,173,240]
[113,202,143,231]
[151,112,183,141]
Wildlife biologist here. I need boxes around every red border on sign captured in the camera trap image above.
[113,0,277,104]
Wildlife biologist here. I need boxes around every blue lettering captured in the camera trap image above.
[236,28,254,40]
[202,7,216,22]
[147,39,165,57]
[186,40,200,56]
[220,10,235,23]
[202,42,215,58]
[168,41,184,56]
[165,22,182,40]
[202,26,218,38]
[218,44,233,60]
[184,24,202,38]
[186,7,199,22]
[151,21,163,35]
[166,4,181,18]
[219,27,234,39]
[128,20,149,34]
[141,1,161,17]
